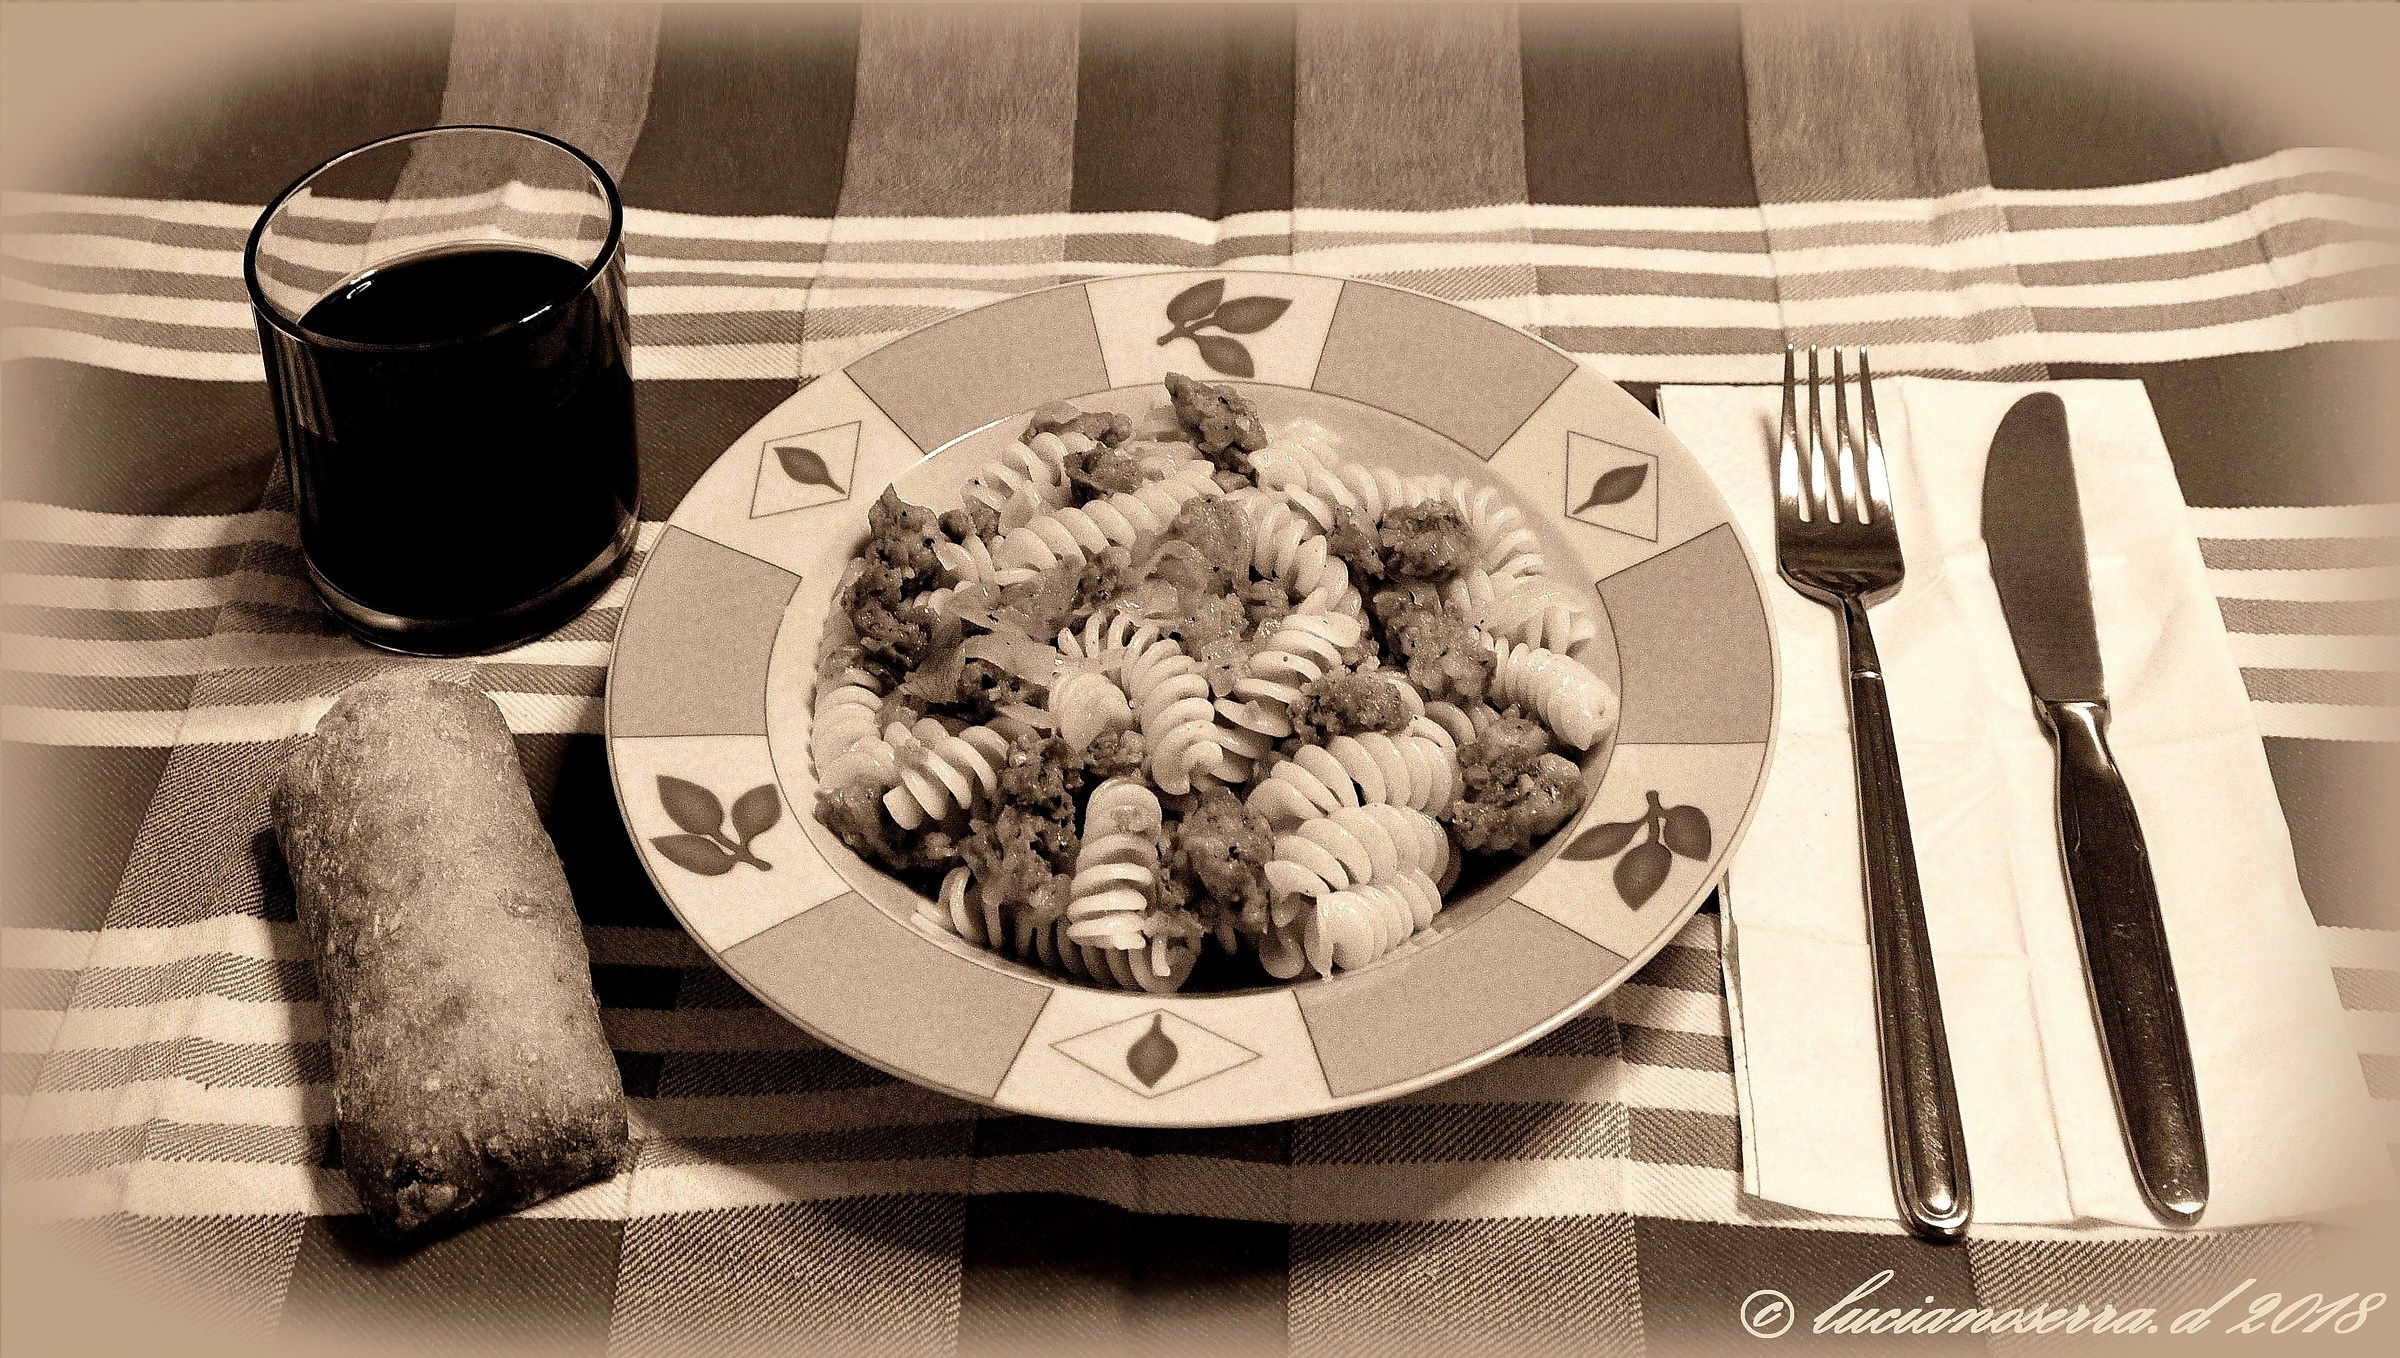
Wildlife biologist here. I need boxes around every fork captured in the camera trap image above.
[1774,347,1972,1243]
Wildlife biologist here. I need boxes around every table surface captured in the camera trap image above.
[3,5,2394,1354]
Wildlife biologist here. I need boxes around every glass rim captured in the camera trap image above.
[242,124,625,355]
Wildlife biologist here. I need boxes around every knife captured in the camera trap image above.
[1982,392,2207,1226]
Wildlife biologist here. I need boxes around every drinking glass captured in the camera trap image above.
[245,125,640,656]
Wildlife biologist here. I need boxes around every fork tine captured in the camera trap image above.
[1858,349,1892,523]
[1806,346,1833,524]
[1832,349,1865,525]
[1776,346,1805,525]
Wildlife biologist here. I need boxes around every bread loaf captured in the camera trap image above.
[273,671,626,1239]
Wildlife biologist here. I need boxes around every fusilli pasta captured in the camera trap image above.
[1441,565,1599,651]
[924,866,1195,994]
[1067,779,1164,949]
[814,377,1623,995]
[1050,668,1134,751]
[989,465,1219,573]
[1120,630,1268,793]
[1243,725,1459,825]
[1255,802,1448,977]
[1248,417,1429,531]
[1226,489,1363,618]
[1216,612,1364,741]
[879,718,1011,830]
[1486,638,1619,750]
[964,431,1076,520]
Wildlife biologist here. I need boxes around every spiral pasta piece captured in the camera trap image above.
[1243,727,1459,826]
[988,468,1218,573]
[1226,489,1361,618]
[1255,802,1446,977]
[1247,419,1430,532]
[1067,779,1164,949]
[931,533,1037,592]
[810,667,891,784]
[879,718,1012,830]
[1422,700,1479,750]
[964,432,1077,520]
[1304,874,1444,976]
[1056,610,1164,666]
[925,865,1007,947]
[1257,915,1309,980]
[1486,638,1620,751]
[1260,803,1447,905]
[1121,634,1268,793]
[1441,566,1598,651]
[1214,613,1364,741]
[1013,915,1197,994]
[922,866,1195,994]
[1050,668,1134,751]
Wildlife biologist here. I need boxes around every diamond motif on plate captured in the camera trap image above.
[1050,1009,1260,1098]
[1565,432,1659,542]
[750,421,859,518]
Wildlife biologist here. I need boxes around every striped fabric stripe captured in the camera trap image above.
[793,5,1082,378]
[6,148,2395,385]
[1742,6,2047,380]
[1293,6,1532,214]
[433,4,661,180]
[2189,505,2400,742]
[6,906,2386,1244]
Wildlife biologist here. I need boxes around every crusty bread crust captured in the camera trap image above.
[273,671,626,1239]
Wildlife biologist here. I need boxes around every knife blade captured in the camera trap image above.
[1982,392,2207,1225]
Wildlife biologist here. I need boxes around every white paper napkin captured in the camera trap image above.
[1657,377,2393,1228]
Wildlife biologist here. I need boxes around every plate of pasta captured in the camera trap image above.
[607,271,1778,1125]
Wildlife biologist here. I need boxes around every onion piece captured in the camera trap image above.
[962,628,1068,687]
[996,701,1055,730]
[999,485,1046,531]
[939,582,1005,630]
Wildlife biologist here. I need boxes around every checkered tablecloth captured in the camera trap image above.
[4,5,2395,1353]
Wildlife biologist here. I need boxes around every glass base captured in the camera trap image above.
[304,513,640,657]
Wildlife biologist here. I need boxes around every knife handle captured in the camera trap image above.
[2039,700,2209,1225]
[1838,597,1973,1243]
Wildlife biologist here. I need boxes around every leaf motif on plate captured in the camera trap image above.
[1165,278,1225,325]
[729,784,784,840]
[1614,840,1674,908]
[1208,295,1291,334]
[776,444,843,493]
[1125,1013,1179,1088]
[1563,790,1710,906]
[656,775,724,836]
[653,775,776,872]
[651,833,737,876]
[1661,804,1712,861]
[1574,463,1648,514]
[1155,279,1289,371]
[1193,334,1255,378]
[1563,817,1644,861]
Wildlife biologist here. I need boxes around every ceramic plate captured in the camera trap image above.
[606,271,1778,1126]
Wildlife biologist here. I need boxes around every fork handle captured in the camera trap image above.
[1838,595,1973,1243]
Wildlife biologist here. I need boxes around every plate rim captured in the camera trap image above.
[604,267,1783,1126]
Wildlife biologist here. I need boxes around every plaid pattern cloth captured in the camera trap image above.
[4,5,2394,1353]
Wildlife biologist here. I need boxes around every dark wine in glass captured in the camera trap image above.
[247,127,640,656]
